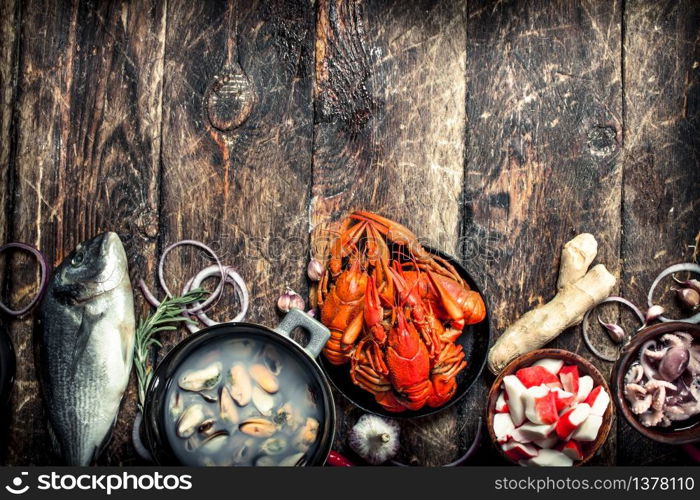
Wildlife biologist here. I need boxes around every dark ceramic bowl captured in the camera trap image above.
[143,309,335,466]
[486,349,614,466]
[320,248,491,419]
[612,322,700,445]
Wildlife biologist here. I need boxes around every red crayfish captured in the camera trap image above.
[316,211,486,412]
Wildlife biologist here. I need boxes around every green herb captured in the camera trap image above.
[134,288,208,412]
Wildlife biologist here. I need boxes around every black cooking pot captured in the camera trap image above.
[143,309,334,466]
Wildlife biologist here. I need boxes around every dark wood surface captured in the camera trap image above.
[0,0,697,466]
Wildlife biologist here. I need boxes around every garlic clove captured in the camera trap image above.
[307,259,324,282]
[277,289,305,312]
[677,288,700,311]
[645,305,665,323]
[597,316,625,344]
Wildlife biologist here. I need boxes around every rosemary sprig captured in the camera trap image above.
[134,288,208,412]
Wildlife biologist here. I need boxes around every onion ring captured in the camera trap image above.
[648,263,700,324]
[138,278,162,308]
[582,296,645,362]
[132,411,153,462]
[389,418,482,467]
[0,242,49,317]
[184,265,249,326]
[158,240,224,314]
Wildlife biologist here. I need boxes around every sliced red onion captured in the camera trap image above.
[184,265,249,325]
[132,411,153,462]
[389,418,482,467]
[0,242,49,317]
[648,263,700,324]
[139,279,162,307]
[582,316,619,362]
[158,240,224,314]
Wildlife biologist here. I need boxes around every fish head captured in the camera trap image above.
[55,232,129,303]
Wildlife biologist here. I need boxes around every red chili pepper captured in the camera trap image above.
[326,450,354,467]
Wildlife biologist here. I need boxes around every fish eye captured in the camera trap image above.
[71,251,84,267]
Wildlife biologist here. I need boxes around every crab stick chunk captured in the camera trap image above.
[527,449,573,467]
[502,441,539,461]
[495,391,509,413]
[559,365,579,394]
[523,386,558,425]
[503,375,527,426]
[493,412,515,443]
[534,435,559,449]
[515,366,562,389]
[533,358,564,375]
[585,386,610,417]
[558,440,584,461]
[571,414,603,442]
[555,403,591,439]
[513,422,556,442]
[552,388,575,412]
[576,375,594,402]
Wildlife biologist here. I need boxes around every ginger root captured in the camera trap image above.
[487,233,616,374]
[557,233,598,290]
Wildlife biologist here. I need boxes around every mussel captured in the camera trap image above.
[278,452,304,467]
[239,417,277,438]
[179,363,222,392]
[220,386,240,424]
[261,437,288,455]
[177,404,207,439]
[252,386,275,416]
[293,417,319,451]
[261,345,283,376]
[250,364,279,394]
[228,364,252,406]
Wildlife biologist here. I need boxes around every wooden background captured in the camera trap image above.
[0,0,698,466]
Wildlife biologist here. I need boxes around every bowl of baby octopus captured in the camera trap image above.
[613,322,700,445]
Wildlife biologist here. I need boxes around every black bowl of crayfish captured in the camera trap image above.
[314,211,492,419]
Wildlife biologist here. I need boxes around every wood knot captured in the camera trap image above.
[205,64,256,131]
[587,125,617,157]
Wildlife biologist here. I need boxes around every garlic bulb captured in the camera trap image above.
[348,414,400,465]
[277,289,305,312]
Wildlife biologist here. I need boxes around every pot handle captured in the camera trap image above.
[273,308,330,359]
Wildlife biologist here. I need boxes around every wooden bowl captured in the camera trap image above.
[612,322,700,445]
[486,348,614,466]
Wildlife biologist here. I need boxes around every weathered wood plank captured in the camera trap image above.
[157,0,315,347]
[311,0,467,466]
[619,0,700,466]
[0,0,19,464]
[465,0,623,465]
[7,0,166,464]
[0,0,18,295]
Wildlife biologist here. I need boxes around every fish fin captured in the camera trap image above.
[46,420,63,460]
[69,311,103,380]
[92,413,118,464]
